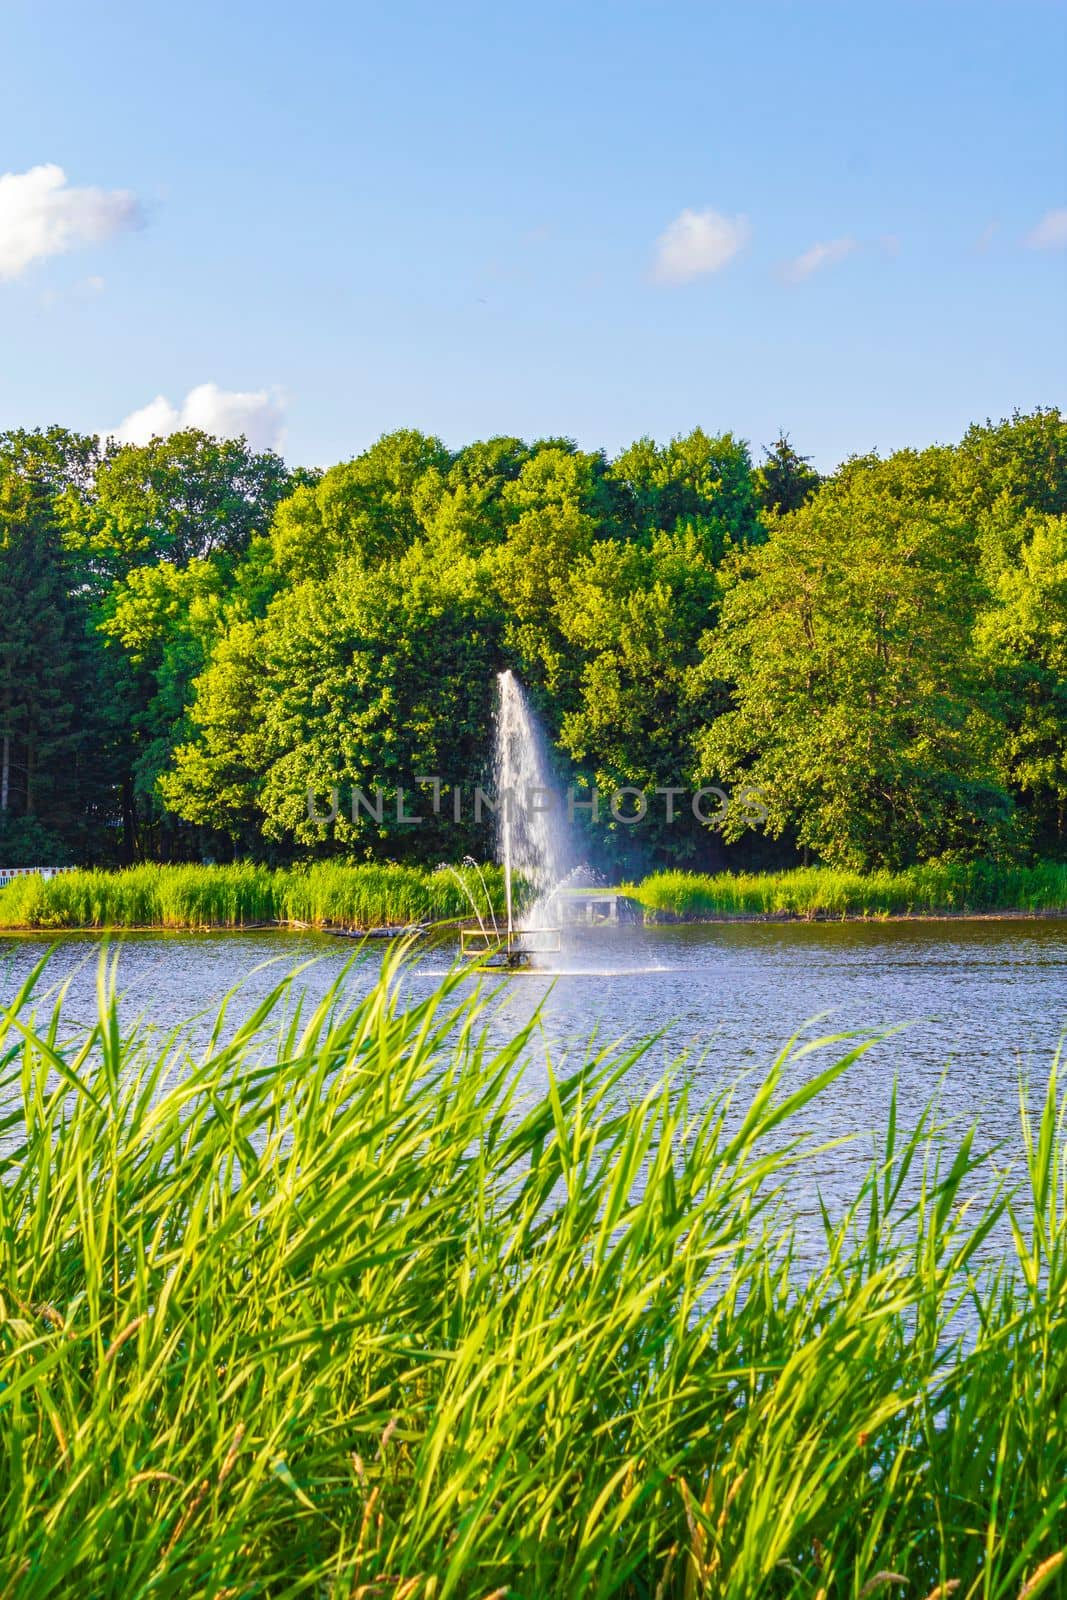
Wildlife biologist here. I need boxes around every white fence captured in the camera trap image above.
[0,866,78,889]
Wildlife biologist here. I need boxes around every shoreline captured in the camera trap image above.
[640,905,1067,925]
[1,906,1065,934]
[1,861,1065,933]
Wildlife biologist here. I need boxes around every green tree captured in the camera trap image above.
[609,428,760,545]
[165,543,501,859]
[157,620,272,854]
[87,429,295,574]
[487,444,614,703]
[74,432,298,855]
[0,470,102,860]
[976,512,1067,855]
[554,527,725,868]
[417,436,534,548]
[270,430,450,580]
[753,435,821,516]
[492,503,598,702]
[0,424,109,499]
[950,407,1067,519]
[0,409,1061,872]
[102,560,232,816]
[696,475,1015,869]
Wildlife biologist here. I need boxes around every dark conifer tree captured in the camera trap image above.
[0,469,100,860]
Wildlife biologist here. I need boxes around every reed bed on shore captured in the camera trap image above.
[1,859,1065,931]
[0,862,506,931]
[279,860,506,930]
[0,950,1063,1598]
[631,861,1067,920]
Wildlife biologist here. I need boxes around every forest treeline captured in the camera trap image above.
[0,409,1063,873]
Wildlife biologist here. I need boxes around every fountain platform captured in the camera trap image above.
[460,926,561,968]
[549,887,638,924]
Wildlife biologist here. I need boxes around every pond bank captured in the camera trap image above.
[0,859,1064,931]
[627,862,1067,921]
[5,909,1067,934]
[0,861,505,932]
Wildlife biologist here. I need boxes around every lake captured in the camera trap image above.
[3,919,1064,1192]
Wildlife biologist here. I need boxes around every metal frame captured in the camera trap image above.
[460,927,561,959]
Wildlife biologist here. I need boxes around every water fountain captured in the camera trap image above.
[461,670,569,968]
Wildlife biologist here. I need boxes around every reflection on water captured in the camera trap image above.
[2,919,1065,1213]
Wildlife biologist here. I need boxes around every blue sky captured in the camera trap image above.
[1,0,1064,471]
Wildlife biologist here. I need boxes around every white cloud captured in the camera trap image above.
[1026,208,1067,250]
[784,237,857,282]
[182,382,286,449]
[110,395,182,445]
[0,163,140,280]
[652,208,750,284]
[108,382,286,452]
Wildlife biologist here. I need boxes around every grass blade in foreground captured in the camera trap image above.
[0,952,1063,1598]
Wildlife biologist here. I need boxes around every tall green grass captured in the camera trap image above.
[0,862,506,931]
[0,950,1063,1597]
[631,861,1067,920]
[279,861,506,930]
[3,859,1064,931]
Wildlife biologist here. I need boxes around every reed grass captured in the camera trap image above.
[0,862,506,931]
[0,950,1063,1596]
[630,861,1067,920]
[3,859,1065,932]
